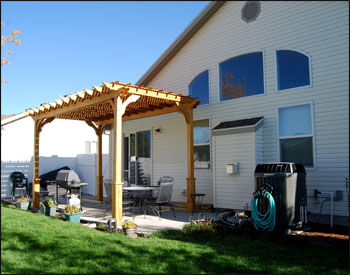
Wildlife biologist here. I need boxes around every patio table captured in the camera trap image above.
[123,186,159,191]
[123,186,159,213]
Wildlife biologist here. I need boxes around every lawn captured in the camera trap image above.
[1,203,348,274]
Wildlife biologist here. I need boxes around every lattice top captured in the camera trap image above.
[25,81,199,123]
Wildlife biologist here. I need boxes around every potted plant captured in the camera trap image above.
[122,220,138,238]
[64,205,82,223]
[40,197,57,216]
[16,196,30,210]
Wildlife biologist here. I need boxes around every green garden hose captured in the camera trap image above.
[251,189,276,232]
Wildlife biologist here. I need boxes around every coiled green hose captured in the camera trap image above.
[251,189,276,231]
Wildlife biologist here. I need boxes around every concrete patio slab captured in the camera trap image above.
[2,195,218,236]
[77,198,218,235]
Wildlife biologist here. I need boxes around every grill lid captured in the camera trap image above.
[56,169,81,183]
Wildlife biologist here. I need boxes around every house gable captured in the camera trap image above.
[131,1,349,218]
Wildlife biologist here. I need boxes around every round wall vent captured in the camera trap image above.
[241,1,261,23]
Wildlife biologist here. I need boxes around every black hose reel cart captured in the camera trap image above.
[253,162,307,232]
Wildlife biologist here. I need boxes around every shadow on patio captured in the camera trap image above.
[79,194,218,235]
[1,194,217,236]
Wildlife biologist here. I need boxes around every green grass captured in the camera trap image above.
[1,202,349,274]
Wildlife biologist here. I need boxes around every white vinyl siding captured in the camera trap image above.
[121,113,213,205]
[131,1,348,216]
[213,129,262,210]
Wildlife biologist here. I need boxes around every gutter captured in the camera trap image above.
[1,112,29,127]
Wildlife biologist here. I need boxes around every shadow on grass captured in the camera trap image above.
[148,224,349,273]
[3,226,348,274]
[1,203,349,274]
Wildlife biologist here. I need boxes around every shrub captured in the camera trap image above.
[182,219,217,235]
[41,197,57,208]
[64,205,80,214]
[122,220,137,229]
[16,196,30,203]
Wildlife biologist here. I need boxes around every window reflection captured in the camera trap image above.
[219,52,264,101]
[276,50,310,90]
[189,70,209,105]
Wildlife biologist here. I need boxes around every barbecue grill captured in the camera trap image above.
[55,169,88,205]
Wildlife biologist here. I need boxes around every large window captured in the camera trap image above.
[194,119,210,168]
[278,104,314,167]
[189,70,209,105]
[276,50,310,90]
[219,52,264,101]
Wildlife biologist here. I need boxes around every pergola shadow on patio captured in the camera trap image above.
[75,195,218,236]
[25,81,200,226]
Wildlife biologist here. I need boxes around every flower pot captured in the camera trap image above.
[40,206,57,216]
[64,212,82,223]
[123,227,138,238]
[16,201,30,210]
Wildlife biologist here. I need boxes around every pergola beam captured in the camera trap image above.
[95,102,198,125]
[104,82,194,103]
[29,91,121,120]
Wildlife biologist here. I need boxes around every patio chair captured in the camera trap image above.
[144,177,176,220]
[122,190,136,217]
[10,171,29,199]
[104,180,135,217]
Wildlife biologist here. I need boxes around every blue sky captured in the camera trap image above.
[1,1,209,115]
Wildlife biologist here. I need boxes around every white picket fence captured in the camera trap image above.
[1,154,109,199]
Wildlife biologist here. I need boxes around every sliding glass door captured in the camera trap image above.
[128,130,151,186]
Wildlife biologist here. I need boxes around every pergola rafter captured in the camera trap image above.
[26,81,200,225]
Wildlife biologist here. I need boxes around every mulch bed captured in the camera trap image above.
[292,222,349,246]
[214,220,349,247]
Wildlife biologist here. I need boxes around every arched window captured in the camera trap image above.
[276,50,310,91]
[219,52,264,101]
[189,70,209,105]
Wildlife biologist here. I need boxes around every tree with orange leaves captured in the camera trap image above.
[1,21,21,84]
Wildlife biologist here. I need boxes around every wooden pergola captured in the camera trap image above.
[26,81,200,225]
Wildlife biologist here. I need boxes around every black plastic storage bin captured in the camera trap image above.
[254,162,307,228]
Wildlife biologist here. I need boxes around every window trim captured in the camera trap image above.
[188,69,210,107]
[274,48,313,92]
[217,50,266,103]
[277,102,316,170]
[194,117,211,169]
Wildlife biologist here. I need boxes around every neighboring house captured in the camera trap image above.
[1,114,109,161]
[111,1,348,222]
[1,114,110,197]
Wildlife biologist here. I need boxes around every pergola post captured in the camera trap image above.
[111,94,141,226]
[112,97,124,225]
[96,126,103,201]
[86,122,106,202]
[32,119,41,208]
[186,108,196,213]
[32,117,54,208]
[176,103,196,213]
